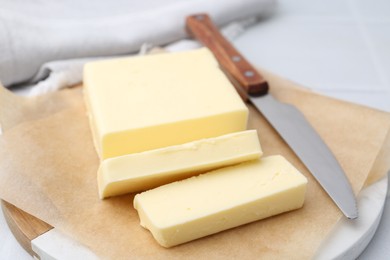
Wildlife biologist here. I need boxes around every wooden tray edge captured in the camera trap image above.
[1,200,53,257]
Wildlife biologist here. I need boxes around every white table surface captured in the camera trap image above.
[1,0,390,259]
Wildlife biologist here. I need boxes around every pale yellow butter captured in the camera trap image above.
[98,130,262,199]
[83,48,248,159]
[133,155,308,248]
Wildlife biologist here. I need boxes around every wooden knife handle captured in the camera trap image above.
[186,13,269,98]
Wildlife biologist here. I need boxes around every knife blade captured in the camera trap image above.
[186,13,358,219]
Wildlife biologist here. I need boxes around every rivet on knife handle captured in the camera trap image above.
[186,13,269,97]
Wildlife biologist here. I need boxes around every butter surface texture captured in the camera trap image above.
[83,48,248,159]
[133,155,308,248]
[98,130,262,198]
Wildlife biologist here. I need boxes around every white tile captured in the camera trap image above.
[234,17,382,91]
[354,0,390,20]
[277,0,352,17]
[317,89,390,112]
[365,23,390,87]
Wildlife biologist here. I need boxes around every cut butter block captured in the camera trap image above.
[98,130,262,199]
[83,48,248,159]
[133,155,308,248]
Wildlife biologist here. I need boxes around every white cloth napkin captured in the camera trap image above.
[28,17,260,95]
[0,0,275,93]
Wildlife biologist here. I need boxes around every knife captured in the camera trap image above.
[186,14,358,219]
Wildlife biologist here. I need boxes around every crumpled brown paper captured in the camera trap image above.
[1,70,390,259]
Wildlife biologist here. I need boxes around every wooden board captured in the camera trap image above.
[1,200,52,257]
[2,71,389,258]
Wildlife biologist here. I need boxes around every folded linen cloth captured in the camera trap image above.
[0,0,275,89]
[28,17,259,96]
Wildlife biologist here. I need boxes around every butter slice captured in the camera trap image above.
[98,130,262,199]
[133,155,308,248]
[83,48,248,159]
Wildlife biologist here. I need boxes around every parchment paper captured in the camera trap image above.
[1,70,390,259]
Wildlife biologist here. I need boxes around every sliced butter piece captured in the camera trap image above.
[133,155,308,248]
[83,48,248,159]
[98,130,262,199]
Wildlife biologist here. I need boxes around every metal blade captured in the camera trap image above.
[251,94,358,219]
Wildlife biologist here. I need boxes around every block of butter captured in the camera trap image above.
[98,130,262,198]
[133,155,308,248]
[83,48,248,159]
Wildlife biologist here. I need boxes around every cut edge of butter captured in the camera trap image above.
[133,155,308,248]
[98,129,262,199]
[100,109,248,159]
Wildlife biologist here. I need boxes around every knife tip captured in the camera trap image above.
[344,206,358,220]
[346,213,358,220]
